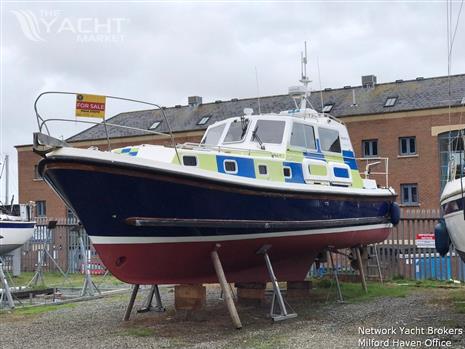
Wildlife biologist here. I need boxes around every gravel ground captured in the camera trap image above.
[1,284,464,349]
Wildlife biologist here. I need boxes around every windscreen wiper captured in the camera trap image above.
[252,126,265,150]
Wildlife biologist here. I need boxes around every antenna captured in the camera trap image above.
[299,41,312,110]
[255,66,262,114]
[317,56,324,110]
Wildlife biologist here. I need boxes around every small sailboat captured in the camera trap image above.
[33,52,398,285]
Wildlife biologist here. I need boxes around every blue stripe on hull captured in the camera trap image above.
[0,222,35,228]
[42,161,391,239]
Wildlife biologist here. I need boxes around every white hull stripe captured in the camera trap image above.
[90,223,392,244]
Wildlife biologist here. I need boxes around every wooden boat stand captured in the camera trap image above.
[123,284,165,321]
[257,244,297,322]
[0,259,15,309]
[211,244,242,329]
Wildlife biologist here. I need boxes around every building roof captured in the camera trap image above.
[67,74,465,142]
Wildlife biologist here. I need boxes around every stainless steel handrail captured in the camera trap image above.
[33,91,180,162]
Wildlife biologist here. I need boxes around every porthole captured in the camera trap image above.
[224,160,238,174]
[283,166,292,178]
[183,156,198,166]
[258,164,268,175]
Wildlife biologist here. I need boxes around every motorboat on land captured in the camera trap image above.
[33,59,398,285]
[0,212,35,256]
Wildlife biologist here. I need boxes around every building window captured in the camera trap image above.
[322,104,334,113]
[362,139,378,157]
[36,201,46,217]
[384,97,397,107]
[33,165,42,180]
[66,208,77,222]
[149,121,161,130]
[399,137,416,155]
[197,115,211,125]
[401,184,418,206]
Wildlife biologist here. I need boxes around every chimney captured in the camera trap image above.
[362,75,377,88]
[188,96,202,106]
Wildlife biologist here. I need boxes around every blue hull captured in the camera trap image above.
[39,157,394,239]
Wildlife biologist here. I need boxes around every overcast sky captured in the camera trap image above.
[1,1,464,203]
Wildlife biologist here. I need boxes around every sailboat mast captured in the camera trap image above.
[4,154,9,205]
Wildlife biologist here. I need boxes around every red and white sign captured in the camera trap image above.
[415,233,435,248]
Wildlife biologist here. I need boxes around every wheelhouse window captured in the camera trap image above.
[223,119,249,143]
[290,123,316,150]
[252,120,286,145]
[401,184,418,205]
[399,136,416,155]
[319,128,341,153]
[201,124,226,146]
[362,139,378,157]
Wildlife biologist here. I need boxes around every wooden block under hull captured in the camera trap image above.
[174,284,206,310]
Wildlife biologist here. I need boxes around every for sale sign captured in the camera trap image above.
[75,93,106,118]
[415,233,435,248]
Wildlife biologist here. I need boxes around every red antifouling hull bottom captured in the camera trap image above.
[92,227,390,284]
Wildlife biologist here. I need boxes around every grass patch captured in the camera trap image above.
[241,335,287,349]
[451,290,465,313]
[7,302,78,316]
[121,327,155,337]
[310,279,411,303]
[8,272,124,288]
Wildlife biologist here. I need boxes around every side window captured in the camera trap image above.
[36,200,46,217]
[290,123,316,150]
[399,137,416,155]
[319,128,341,153]
[252,120,286,144]
[223,120,249,143]
[401,184,418,205]
[224,160,238,174]
[201,124,226,145]
[362,139,378,157]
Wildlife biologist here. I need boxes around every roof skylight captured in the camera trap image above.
[197,115,211,125]
[384,97,398,107]
[322,104,334,113]
[149,121,161,130]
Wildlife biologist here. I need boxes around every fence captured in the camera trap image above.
[2,217,101,275]
[314,208,465,282]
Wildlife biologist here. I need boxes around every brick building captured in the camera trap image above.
[15,73,465,218]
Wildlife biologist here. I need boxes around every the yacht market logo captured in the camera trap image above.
[11,9,129,43]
